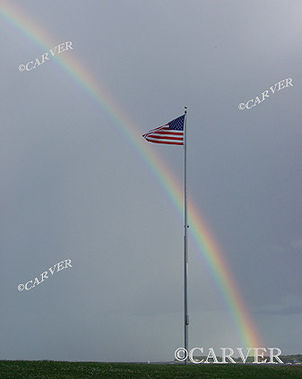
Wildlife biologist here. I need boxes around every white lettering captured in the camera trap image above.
[49,46,58,56]
[237,347,251,364]
[40,271,48,282]
[278,80,285,90]
[285,78,293,87]
[65,41,73,50]
[270,83,278,94]
[205,348,219,363]
[268,348,283,364]
[49,264,57,275]
[25,280,33,290]
[239,78,293,111]
[65,259,72,269]
[57,261,65,272]
[246,99,255,109]
[34,57,41,67]
[20,42,73,73]
[253,348,267,364]
[58,43,66,54]
[41,53,49,64]
[189,347,203,364]
[221,347,236,363]
[175,346,284,364]
[32,277,40,287]
[261,90,269,102]
[25,61,34,71]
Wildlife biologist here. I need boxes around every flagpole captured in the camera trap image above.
[183,106,189,364]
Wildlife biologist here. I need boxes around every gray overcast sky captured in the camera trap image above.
[1,0,301,361]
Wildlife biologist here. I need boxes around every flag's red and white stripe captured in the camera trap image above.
[143,125,184,145]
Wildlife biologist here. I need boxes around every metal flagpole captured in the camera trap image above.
[183,106,189,364]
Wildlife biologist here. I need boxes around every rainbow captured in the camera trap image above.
[0,0,263,348]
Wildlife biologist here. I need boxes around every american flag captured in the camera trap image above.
[142,114,185,145]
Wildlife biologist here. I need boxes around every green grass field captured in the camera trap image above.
[1,361,302,378]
